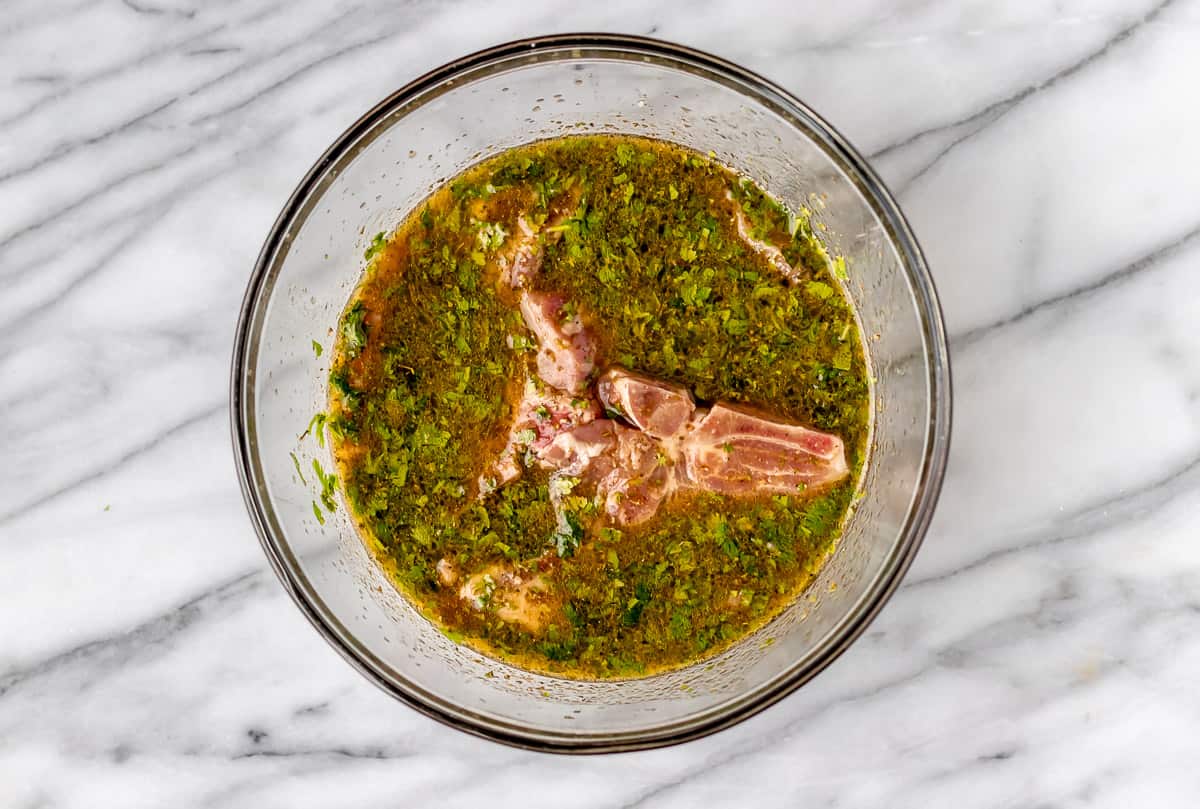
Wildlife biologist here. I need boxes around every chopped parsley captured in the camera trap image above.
[363,231,387,261]
[312,459,338,512]
[341,302,368,356]
[290,451,308,484]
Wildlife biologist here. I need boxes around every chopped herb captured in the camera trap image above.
[622,583,651,627]
[312,459,338,512]
[364,231,388,261]
[412,422,451,448]
[723,318,749,336]
[553,511,585,558]
[341,302,368,355]
[303,412,328,447]
[805,280,834,300]
[476,221,508,251]
[290,451,308,483]
[832,345,853,371]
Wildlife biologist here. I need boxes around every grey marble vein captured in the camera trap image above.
[872,0,1178,191]
[0,570,263,700]
[906,446,1200,592]
[953,216,1200,349]
[0,400,224,523]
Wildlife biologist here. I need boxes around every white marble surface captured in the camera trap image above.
[3,0,1200,805]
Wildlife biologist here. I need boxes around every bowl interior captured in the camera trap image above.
[234,37,949,751]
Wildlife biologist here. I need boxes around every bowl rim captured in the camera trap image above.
[230,32,952,754]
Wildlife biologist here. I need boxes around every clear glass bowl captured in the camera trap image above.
[231,34,951,752]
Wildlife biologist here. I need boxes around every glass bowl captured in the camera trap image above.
[231,34,951,752]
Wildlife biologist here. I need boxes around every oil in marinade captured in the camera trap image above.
[327,135,870,679]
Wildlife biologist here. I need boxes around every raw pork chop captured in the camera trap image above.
[597,368,695,439]
[532,369,849,524]
[680,403,848,495]
[478,376,600,494]
[540,420,680,527]
[519,292,596,393]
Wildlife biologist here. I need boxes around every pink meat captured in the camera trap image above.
[520,381,600,454]
[484,370,848,525]
[599,427,678,526]
[519,292,596,393]
[541,420,680,527]
[539,419,620,475]
[478,377,599,494]
[597,368,696,439]
[498,216,541,290]
[680,403,848,495]
[529,380,847,524]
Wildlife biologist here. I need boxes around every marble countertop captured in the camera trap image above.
[4,1,1200,805]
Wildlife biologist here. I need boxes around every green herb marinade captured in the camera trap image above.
[327,135,870,678]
